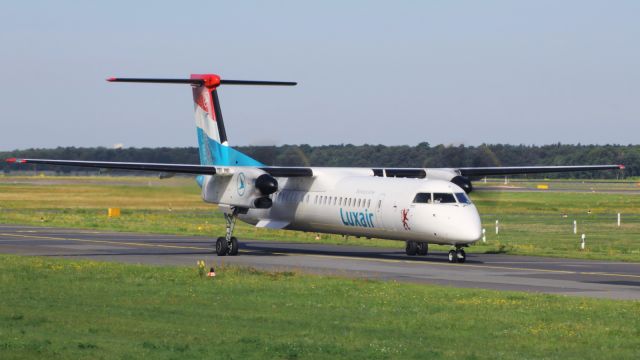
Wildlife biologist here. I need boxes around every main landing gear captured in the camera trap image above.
[448,246,466,263]
[405,241,428,256]
[216,209,240,256]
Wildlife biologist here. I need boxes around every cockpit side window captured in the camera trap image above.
[413,193,432,203]
[455,192,471,204]
[433,193,456,204]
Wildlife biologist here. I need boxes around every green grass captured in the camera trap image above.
[1,176,640,261]
[0,254,639,359]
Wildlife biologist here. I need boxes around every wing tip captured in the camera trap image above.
[106,77,116,82]
[619,164,626,170]
[6,158,26,164]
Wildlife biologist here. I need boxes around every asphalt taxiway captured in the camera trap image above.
[1,224,639,300]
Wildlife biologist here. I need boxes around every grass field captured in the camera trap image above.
[1,175,640,261]
[0,254,639,359]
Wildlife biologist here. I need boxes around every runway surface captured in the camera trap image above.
[1,224,640,300]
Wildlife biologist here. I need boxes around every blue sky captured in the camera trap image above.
[1,1,639,150]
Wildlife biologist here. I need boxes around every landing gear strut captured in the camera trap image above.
[216,209,240,256]
[448,246,466,263]
[405,241,429,256]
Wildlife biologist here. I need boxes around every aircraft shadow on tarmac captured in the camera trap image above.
[39,242,482,264]
[240,242,480,264]
[586,280,640,287]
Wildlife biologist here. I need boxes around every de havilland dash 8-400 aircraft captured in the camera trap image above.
[6,74,624,263]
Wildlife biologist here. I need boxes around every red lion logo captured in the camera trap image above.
[401,209,410,230]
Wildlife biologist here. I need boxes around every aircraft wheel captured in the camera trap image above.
[456,249,466,263]
[448,250,457,263]
[417,242,428,256]
[229,237,239,256]
[216,237,228,256]
[405,241,418,256]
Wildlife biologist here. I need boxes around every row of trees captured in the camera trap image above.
[2,143,636,178]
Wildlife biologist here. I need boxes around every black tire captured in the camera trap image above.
[216,237,228,256]
[417,242,428,256]
[456,249,466,263]
[229,237,239,256]
[448,250,457,263]
[405,241,418,256]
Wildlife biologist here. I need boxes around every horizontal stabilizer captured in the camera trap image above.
[107,77,296,87]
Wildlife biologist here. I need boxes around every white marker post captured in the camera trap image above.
[573,220,577,235]
[581,234,586,250]
[482,228,486,243]
[495,220,499,235]
[618,213,621,227]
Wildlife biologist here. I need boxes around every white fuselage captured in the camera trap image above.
[203,168,482,246]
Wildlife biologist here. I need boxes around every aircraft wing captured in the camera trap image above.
[5,158,313,177]
[6,158,623,178]
[457,165,624,177]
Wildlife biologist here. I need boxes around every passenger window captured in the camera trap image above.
[339,197,342,206]
[413,193,431,203]
[333,197,337,206]
[433,193,456,204]
[357,199,361,207]
[367,199,371,208]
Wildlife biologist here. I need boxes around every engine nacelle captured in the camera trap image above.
[201,169,279,209]
[255,174,278,195]
[426,168,473,193]
[450,175,473,194]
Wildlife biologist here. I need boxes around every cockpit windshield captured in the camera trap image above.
[413,192,471,205]
[454,192,471,204]
[432,193,456,204]
[413,193,431,203]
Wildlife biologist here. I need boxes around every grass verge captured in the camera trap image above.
[0,254,639,359]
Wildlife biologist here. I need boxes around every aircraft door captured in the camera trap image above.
[381,191,403,232]
[374,193,386,230]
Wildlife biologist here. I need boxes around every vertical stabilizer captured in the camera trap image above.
[191,73,263,167]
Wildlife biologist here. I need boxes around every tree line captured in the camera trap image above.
[2,143,636,178]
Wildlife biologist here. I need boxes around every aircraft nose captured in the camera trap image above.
[454,207,482,243]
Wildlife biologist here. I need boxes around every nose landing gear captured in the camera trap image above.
[448,247,466,263]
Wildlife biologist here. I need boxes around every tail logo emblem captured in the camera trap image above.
[237,173,246,196]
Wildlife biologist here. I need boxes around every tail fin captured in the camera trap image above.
[107,74,296,166]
